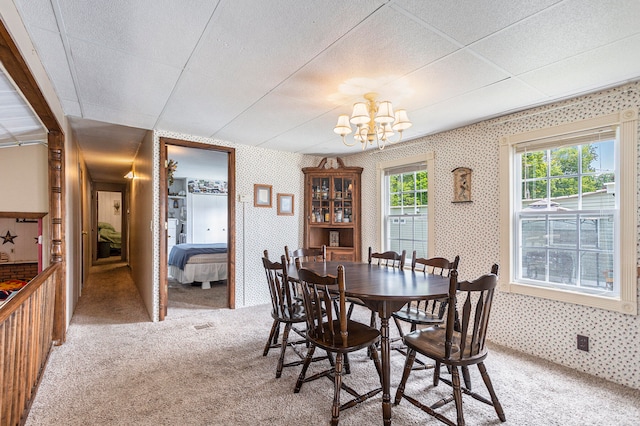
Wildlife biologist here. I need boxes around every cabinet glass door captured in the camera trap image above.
[333,177,353,224]
[311,177,331,223]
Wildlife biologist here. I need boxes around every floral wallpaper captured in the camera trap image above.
[152,82,640,390]
[344,81,640,389]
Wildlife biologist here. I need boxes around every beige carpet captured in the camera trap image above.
[25,261,640,425]
[168,278,228,311]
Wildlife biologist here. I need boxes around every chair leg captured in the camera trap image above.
[392,316,405,339]
[263,319,280,356]
[461,365,472,390]
[370,343,382,382]
[394,348,416,404]
[478,362,506,422]
[451,366,465,426]
[332,352,344,426]
[294,345,316,393]
[276,323,292,378]
[433,361,441,386]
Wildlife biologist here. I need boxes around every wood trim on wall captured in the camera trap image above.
[0,20,66,343]
[159,137,236,320]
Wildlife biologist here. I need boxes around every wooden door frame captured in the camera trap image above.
[0,21,66,342]
[158,137,236,320]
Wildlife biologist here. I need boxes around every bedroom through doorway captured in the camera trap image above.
[160,140,235,317]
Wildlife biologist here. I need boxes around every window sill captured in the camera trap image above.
[503,281,637,315]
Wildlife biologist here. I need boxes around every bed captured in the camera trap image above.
[168,243,227,289]
[98,222,121,250]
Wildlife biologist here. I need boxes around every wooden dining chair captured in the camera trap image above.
[262,251,327,378]
[284,245,326,264]
[392,253,460,369]
[368,247,406,268]
[294,264,382,425]
[394,264,505,426]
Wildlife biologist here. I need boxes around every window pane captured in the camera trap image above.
[521,216,547,247]
[550,146,579,176]
[522,151,547,179]
[402,192,415,207]
[415,171,428,190]
[522,179,547,203]
[583,140,614,174]
[580,214,614,250]
[390,175,401,193]
[403,173,415,191]
[417,191,428,206]
[548,216,577,248]
[580,252,613,290]
[522,249,545,280]
[550,176,578,199]
[549,249,576,285]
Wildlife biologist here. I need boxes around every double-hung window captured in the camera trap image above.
[377,153,434,260]
[499,110,637,314]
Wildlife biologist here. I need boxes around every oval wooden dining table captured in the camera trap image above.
[287,260,453,425]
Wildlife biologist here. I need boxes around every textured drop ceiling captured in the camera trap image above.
[11,0,640,182]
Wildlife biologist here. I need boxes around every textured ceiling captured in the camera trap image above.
[11,0,640,182]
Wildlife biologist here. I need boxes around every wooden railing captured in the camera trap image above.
[0,263,60,426]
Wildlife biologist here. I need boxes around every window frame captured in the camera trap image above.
[376,153,434,263]
[499,109,638,315]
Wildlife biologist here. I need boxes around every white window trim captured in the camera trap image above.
[376,152,435,259]
[499,109,638,315]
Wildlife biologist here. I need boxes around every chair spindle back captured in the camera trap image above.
[297,265,347,346]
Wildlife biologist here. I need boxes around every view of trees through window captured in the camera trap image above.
[517,138,617,294]
[386,169,428,258]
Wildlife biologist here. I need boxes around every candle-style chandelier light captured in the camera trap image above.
[334,92,412,150]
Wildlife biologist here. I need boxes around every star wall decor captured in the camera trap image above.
[2,231,17,244]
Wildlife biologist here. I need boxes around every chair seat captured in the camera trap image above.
[392,308,443,325]
[403,326,488,365]
[271,300,307,323]
[310,320,380,353]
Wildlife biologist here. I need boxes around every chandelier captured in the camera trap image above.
[334,92,412,150]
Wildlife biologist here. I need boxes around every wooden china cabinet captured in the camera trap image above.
[302,157,362,261]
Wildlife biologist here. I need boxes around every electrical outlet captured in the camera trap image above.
[577,335,589,352]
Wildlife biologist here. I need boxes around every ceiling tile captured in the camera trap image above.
[82,102,158,130]
[57,0,219,68]
[409,78,547,136]
[69,39,182,118]
[519,34,640,97]
[395,0,561,45]
[155,69,251,138]
[401,49,511,110]
[28,27,79,102]
[14,0,59,32]
[472,0,640,75]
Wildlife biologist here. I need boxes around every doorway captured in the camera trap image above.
[159,138,236,320]
[92,183,127,264]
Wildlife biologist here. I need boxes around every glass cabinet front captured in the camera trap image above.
[310,175,354,224]
[311,177,331,223]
